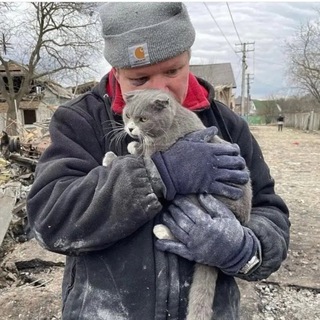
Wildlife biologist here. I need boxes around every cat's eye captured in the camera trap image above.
[140,117,147,122]
[125,113,131,119]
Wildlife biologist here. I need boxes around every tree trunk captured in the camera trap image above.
[5,100,18,136]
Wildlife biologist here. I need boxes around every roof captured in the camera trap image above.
[189,63,237,89]
[0,61,72,99]
[0,100,41,113]
[0,60,28,76]
[235,96,250,105]
[68,80,99,95]
[252,99,279,111]
[43,81,72,99]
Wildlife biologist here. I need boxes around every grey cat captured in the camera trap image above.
[103,89,252,320]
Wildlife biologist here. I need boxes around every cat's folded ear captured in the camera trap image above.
[153,96,170,111]
[123,90,143,102]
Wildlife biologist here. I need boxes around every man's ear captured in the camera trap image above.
[114,68,120,81]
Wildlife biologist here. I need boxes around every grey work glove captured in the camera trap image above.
[156,194,260,274]
[151,127,249,201]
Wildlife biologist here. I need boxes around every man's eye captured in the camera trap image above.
[130,77,148,86]
[166,69,178,76]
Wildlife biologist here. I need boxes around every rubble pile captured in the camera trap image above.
[0,120,51,246]
[0,123,53,292]
[19,119,51,157]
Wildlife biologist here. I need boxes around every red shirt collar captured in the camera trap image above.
[106,68,210,114]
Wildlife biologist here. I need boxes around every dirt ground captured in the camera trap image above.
[239,125,320,320]
[0,124,319,320]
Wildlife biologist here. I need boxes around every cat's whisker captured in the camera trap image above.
[110,130,127,147]
[104,127,124,141]
[102,119,123,127]
[105,126,126,146]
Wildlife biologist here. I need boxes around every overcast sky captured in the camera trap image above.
[185,2,320,99]
[98,1,320,100]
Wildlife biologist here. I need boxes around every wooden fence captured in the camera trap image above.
[248,111,320,132]
[283,111,320,131]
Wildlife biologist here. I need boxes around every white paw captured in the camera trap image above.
[102,151,117,166]
[153,224,175,240]
[127,141,140,155]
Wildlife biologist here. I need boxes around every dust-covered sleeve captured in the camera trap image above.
[231,119,290,280]
[26,104,163,255]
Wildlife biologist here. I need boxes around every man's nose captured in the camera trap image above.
[148,76,169,91]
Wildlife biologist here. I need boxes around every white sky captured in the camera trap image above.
[185,2,320,99]
[97,1,320,100]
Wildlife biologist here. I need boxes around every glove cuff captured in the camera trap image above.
[220,227,260,275]
[151,152,176,200]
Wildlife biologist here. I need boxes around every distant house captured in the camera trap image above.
[249,99,282,124]
[68,80,99,95]
[234,96,256,115]
[0,61,73,131]
[190,63,236,108]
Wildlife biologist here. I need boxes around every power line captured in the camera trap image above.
[203,2,239,58]
[254,56,284,66]
[226,2,242,44]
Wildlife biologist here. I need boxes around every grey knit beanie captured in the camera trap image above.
[99,2,195,68]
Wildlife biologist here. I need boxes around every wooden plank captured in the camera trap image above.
[0,190,16,246]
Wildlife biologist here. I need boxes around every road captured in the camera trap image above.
[240,125,320,320]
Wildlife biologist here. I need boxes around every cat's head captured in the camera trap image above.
[122,89,177,140]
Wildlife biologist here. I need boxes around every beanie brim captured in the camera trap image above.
[100,3,195,68]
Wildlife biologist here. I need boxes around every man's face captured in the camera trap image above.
[114,51,190,104]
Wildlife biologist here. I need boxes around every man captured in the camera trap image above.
[277,114,285,131]
[27,3,290,319]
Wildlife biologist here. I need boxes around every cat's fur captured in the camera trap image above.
[103,89,252,320]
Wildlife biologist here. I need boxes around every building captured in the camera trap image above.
[0,61,73,131]
[190,63,236,109]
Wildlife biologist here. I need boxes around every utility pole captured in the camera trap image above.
[246,73,254,115]
[236,42,255,116]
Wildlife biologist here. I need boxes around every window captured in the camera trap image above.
[23,109,36,125]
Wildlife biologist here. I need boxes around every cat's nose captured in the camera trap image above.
[128,127,133,133]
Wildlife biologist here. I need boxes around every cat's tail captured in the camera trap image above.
[186,264,217,320]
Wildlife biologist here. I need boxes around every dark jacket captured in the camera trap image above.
[26,74,290,320]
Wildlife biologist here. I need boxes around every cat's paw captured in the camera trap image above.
[153,224,175,240]
[102,151,117,166]
[127,141,140,155]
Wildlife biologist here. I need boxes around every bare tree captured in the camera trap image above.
[285,9,320,105]
[276,95,320,113]
[0,2,103,134]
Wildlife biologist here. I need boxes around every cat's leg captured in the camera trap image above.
[127,141,140,155]
[103,141,142,166]
[102,151,117,167]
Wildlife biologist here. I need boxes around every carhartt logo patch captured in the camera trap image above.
[128,43,150,67]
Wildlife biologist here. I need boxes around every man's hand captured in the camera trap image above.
[151,126,249,201]
[155,194,260,274]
